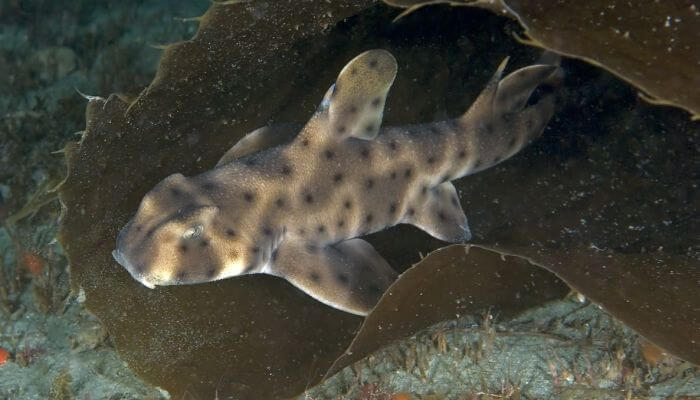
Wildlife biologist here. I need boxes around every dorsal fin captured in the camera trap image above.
[323,49,398,140]
[216,123,300,167]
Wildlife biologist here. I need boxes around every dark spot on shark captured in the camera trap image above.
[457,150,466,159]
[304,193,314,204]
[507,137,517,150]
[337,125,346,135]
[389,140,397,151]
[324,149,335,159]
[437,211,446,221]
[271,250,278,263]
[281,165,292,175]
[275,198,285,208]
[201,181,217,192]
[170,188,181,197]
[317,225,326,234]
[390,171,397,180]
[200,239,209,247]
[179,244,188,253]
[205,268,217,279]
[349,105,357,114]
[365,213,373,224]
[298,228,306,236]
[451,197,459,207]
[251,246,260,254]
[310,271,321,282]
[371,97,381,107]
[421,185,428,196]
[407,207,415,216]
[427,156,435,164]
[244,159,256,167]
[389,203,397,214]
[350,67,357,75]
[360,147,370,159]
[525,116,535,130]
[365,124,374,134]
[225,228,235,237]
[368,59,378,68]
[337,219,345,228]
[365,179,374,189]
[333,173,343,183]
[475,159,483,168]
[243,192,255,202]
[404,168,413,178]
[344,200,352,209]
[306,244,318,253]
[336,273,349,285]
[484,122,494,133]
[301,138,310,147]
[263,227,273,236]
[440,174,450,183]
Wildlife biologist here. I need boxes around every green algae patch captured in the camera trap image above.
[58,1,699,398]
[385,0,700,119]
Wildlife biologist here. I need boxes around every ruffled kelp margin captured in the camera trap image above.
[57,1,699,398]
[385,0,700,120]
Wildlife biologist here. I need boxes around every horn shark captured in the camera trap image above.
[112,50,558,316]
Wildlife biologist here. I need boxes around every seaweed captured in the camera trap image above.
[384,0,700,119]
[57,1,698,398]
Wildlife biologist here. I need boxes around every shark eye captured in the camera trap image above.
[182,224,203,240]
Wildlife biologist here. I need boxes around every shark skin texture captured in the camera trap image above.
[112,49,558,316]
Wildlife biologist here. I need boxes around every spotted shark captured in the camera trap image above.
[112,49,558,316]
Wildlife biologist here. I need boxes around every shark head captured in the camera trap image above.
[113,172,268,288]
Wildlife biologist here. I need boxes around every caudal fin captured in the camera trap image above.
[458,58,559,173]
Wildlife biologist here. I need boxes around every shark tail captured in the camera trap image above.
[457,58,560,173]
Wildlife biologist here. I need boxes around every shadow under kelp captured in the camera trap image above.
[385,0,700,119]
[57,1,698,399]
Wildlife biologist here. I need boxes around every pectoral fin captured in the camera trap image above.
[216,123,301,166]
[324,49,397,140]
[269,238,398,316]
[405,182,471,243]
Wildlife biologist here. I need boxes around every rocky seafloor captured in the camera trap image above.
[0,0,698,399]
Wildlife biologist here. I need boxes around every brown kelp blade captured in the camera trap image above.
[58,1,698,399]
[324,245,570,379]
[383,0,700,119]
[59,1,375,399]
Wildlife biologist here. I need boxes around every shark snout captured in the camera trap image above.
[112,248,156,289]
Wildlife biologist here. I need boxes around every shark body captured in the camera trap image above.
[112,50,558,315]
